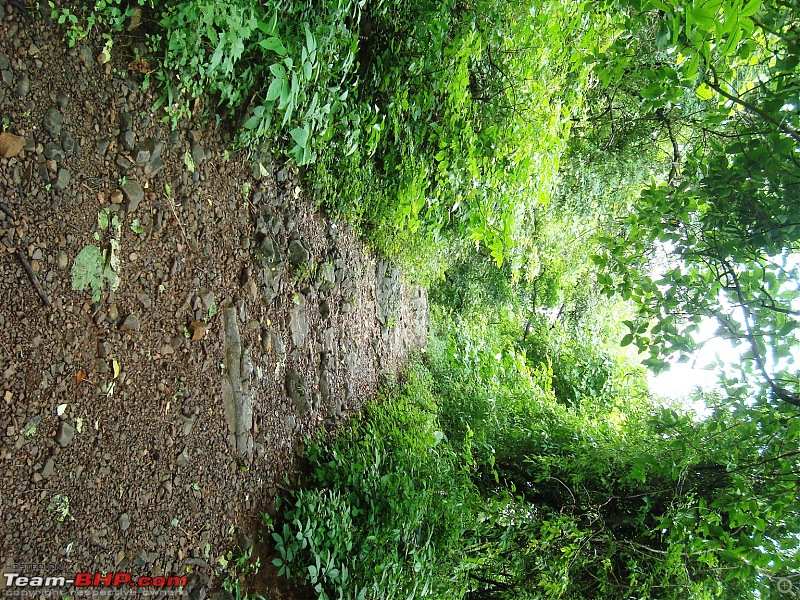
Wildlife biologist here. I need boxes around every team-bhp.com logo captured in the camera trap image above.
[4,572,187,589]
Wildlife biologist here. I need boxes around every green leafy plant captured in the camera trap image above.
[48,494,75,523]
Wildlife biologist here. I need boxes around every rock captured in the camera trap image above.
[57,92,69,109]
[257,236,278,265]
[0,132,24,158]
[285,370,309,414]
[122,179,144,213]
[133,144,151,164]
[237,530,253,552]
[315,262,336,291]
[56,251,68,269]
[289,295,309,349]
[60,130,76,155]
[210,591,234,600]
[145,155,164,177]
[54,168,70,191]
[120,315,141,332]
[40,456,55,479]
[119,513,131,532]
[120,130,135,151]
[176,449,190,468]
[55,422,75,447]
[89,529,108,548]
[78,45,95,68]
[16,73,30,97]
[97,138,110,157]
[288,239,310,267]
[0,53,7,70]
[199,289,215,312]
[110,189,123,204]
[191,143,204,167]
[221,306,255,461]
[44,142,64,162]
[43,108,64,137]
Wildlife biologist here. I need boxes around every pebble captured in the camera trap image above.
[56,250,68,269]
[16,73,30,97]
[97,138,110,157]
[40,456,55,479]
[43,108,64,137]
[119,315,141,332]
[121,179,144,213]
[176,449,190,468]
[55,422,75,447]
[54,168,70,191]
[119,513,131,532]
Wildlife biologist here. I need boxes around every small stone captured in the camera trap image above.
[191,143,204,167]
[0,53,8,70]
[120,130,135,151]
[199,289,215,312]
[176,449,190,468]
[120,315,141,332]
[16,73,30,97]
[78,46,95,68]
[54,168,70,191]
[57,92,69,109]
[119,513,131,532]
[97,138,110,157]
[121,179,144,213]
[44,142,64,162]
[133,143,150,164]
[110,189,123,204]
[55,422,75,447]
[40,456,55,479]
[60,130,76,155]
[43,108,64,137]
[288,239,310,267]
[56,251,68,270]
[0,132,24,158]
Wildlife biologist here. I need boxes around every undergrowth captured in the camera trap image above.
[52,0,607,277]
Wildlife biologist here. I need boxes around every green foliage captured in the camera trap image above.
[273,365,475,599]
[49,0,151,47]
[589,0,800,407]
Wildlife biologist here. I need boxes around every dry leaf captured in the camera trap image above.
[190,321,207,341]
[76,371,86,384]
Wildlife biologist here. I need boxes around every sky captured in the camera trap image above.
[648,317,741,400]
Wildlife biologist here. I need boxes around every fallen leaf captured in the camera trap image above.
[190,321,207,341]
[57,403,67,416]
[0,132,24,158]
[76,371,86,384]
[112,359,121,379]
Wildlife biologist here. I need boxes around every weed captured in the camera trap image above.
[48,494,75,523]
[130,219,144,234]
[23,416,42,437]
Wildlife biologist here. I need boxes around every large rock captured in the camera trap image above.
[0,132,24,158]
[221,304,254,461]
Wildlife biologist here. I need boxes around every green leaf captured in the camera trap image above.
[260,37,287,56]
[266,77,284,102]
[289,123,310,148]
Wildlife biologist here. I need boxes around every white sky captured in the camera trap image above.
[648,317,741,400]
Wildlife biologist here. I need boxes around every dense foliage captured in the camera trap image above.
[52,0,800,597]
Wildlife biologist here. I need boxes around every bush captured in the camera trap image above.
[272,364,476,600]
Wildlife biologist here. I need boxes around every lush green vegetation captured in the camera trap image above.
[56,0,800,596]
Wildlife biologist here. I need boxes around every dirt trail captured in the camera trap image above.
[0,6,427,598]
